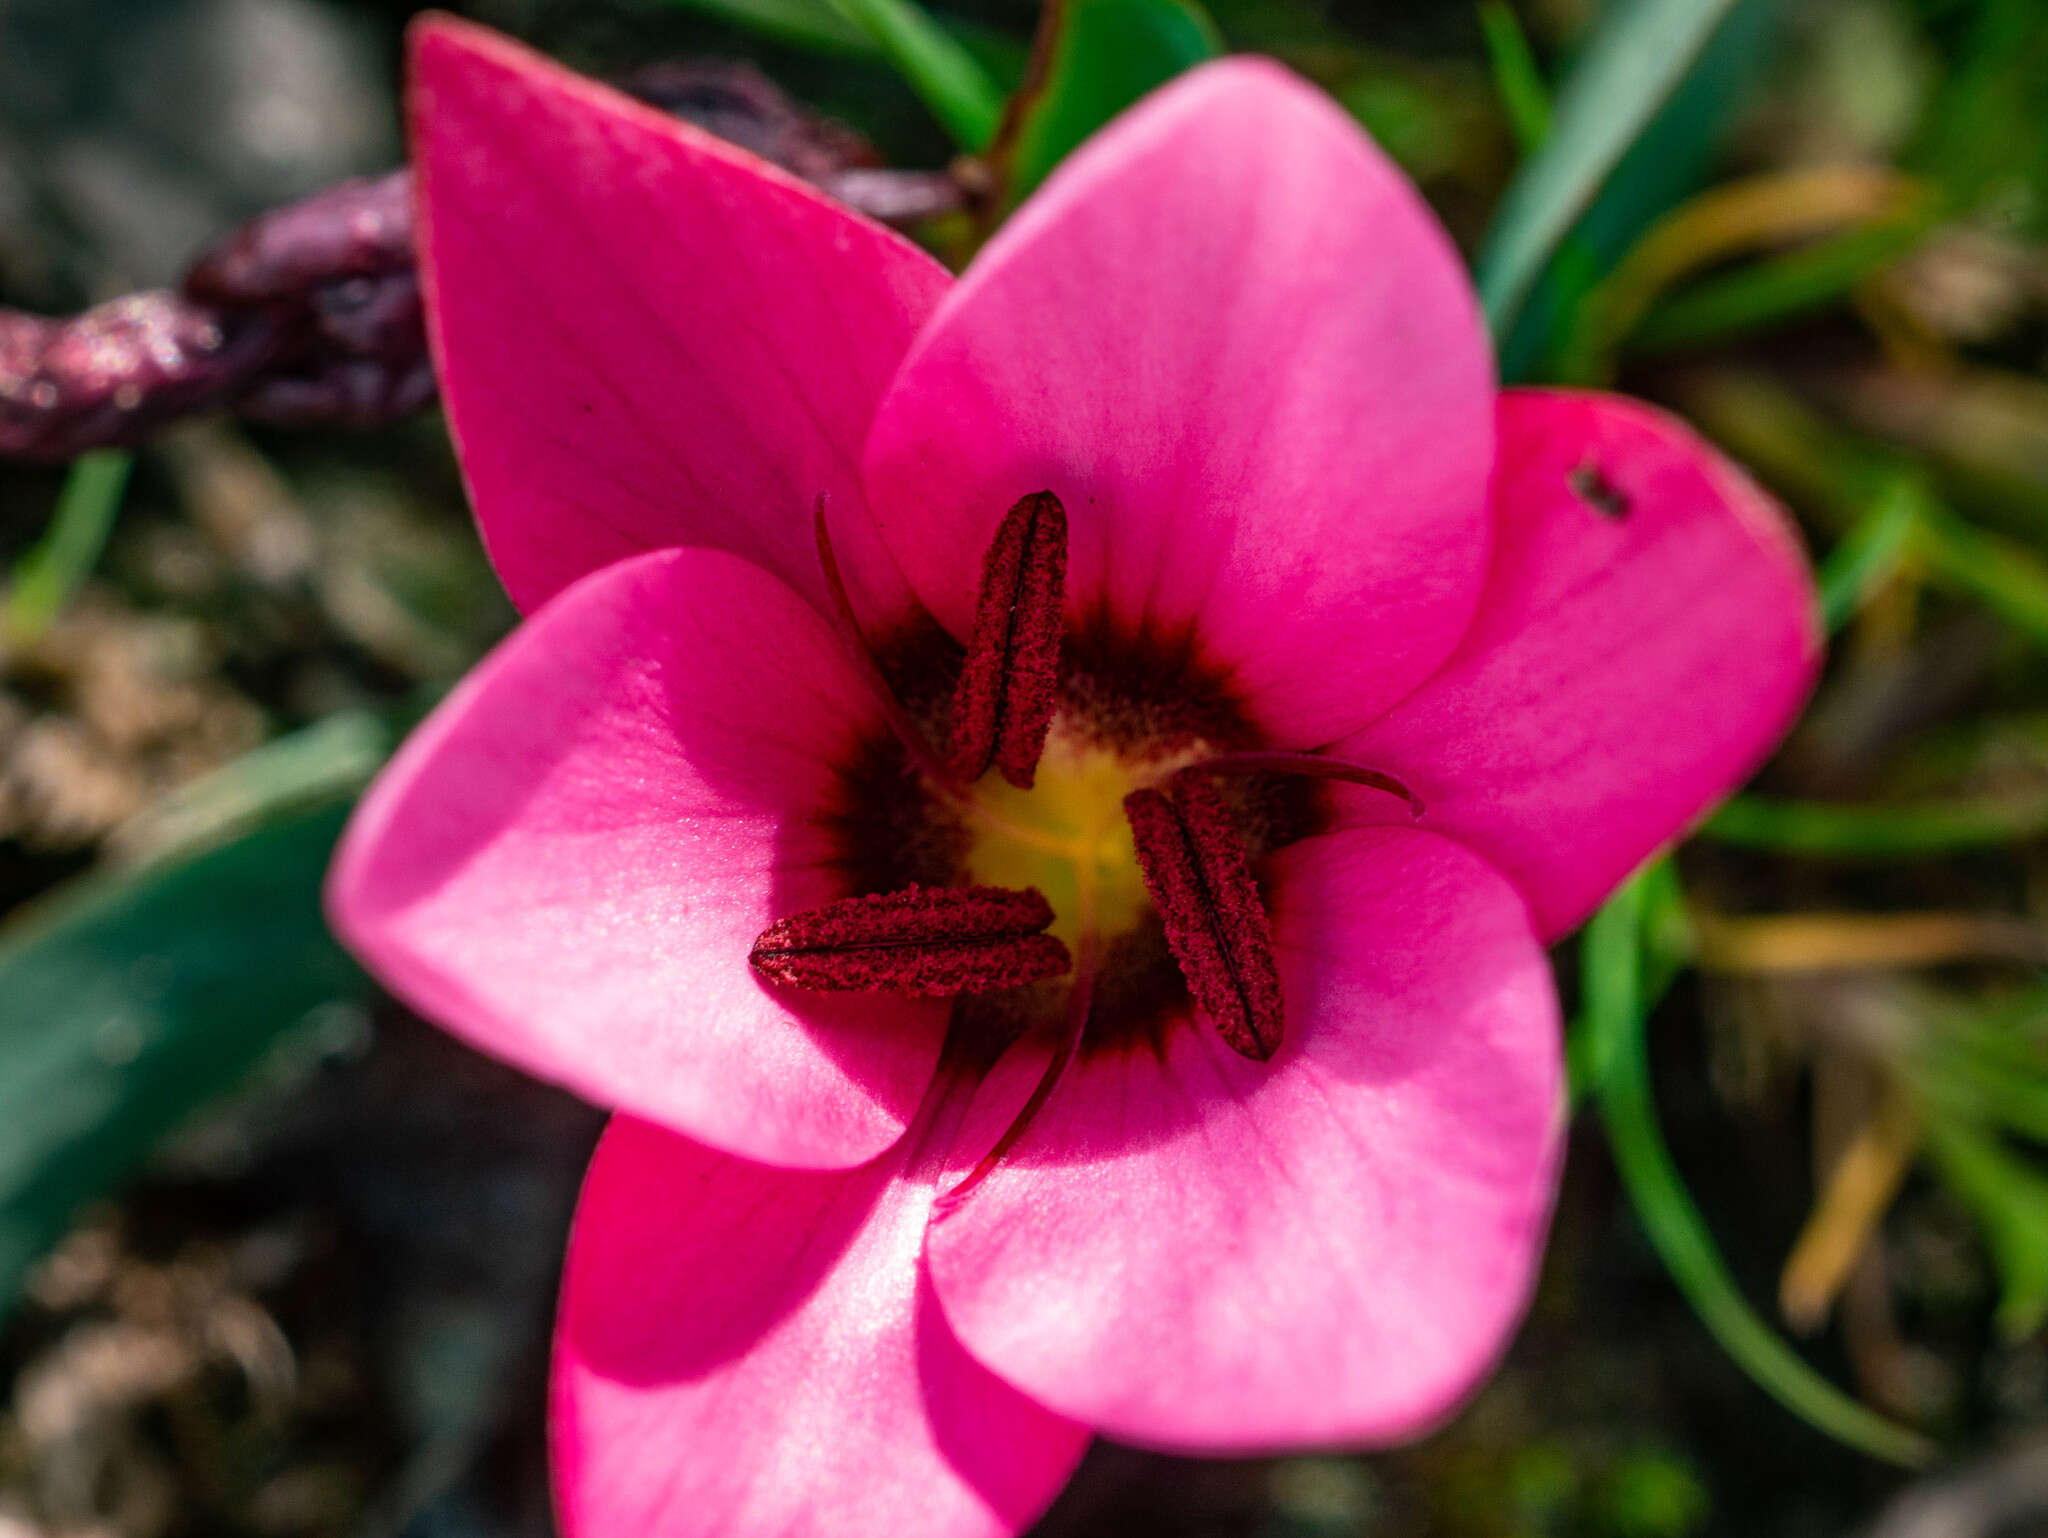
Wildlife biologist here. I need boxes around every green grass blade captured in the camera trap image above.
[1705,792,2048,856]
[1681,375,2048,650]
[823,0,1005,146]
[4,451,132,647]
[1567,865,1653,1103]
[1817,479,1919,633]
[1475,0,1743,341]
[1911,500,2048,650]
[1587,875,1936,1467]
[1479,1,1551,156]
[1629,218,1937,353]
[1925,1119,2048,1342]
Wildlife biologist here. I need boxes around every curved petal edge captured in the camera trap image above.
[1338,388,1823,940]
[925,827,1565,1451]
[410,15,950,618]
[327,546,949,1170]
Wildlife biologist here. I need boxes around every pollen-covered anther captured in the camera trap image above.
[749,883,1070,995]
[1124,774,1286,1062]
[948,490,1068,790]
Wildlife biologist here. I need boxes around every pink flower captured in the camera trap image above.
[327,17,1821,1537]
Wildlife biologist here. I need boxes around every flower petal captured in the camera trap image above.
[924,828,1564,1450]
[1336,389,1823,940]
[554,1113,1088,1538]
[410,17,950,617]
[327,547,947,1169]
[862,58,1494,746]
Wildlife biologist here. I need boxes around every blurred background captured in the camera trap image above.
[4,0,2048,1533]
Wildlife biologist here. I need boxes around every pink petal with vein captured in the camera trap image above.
[554,1113,1088,1538]
[924,828,1563,1450]
[862,58,1494,745]
[410,16,950,618]
[1337,389,1822,940]
[327,547,947,1169]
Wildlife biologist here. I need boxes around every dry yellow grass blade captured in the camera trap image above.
[1781,1083,1921,1334]
[1695,911,2048,973]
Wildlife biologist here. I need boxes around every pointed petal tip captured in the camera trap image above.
[406,13,949,616]
[862,41,1494,744]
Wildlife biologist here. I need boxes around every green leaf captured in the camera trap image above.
[4,451,132,647]
[1925,1118,2048,1341]
[110,708,395,865]
[651,0,876,53]
[1475,0,1747,342]
[995,0,1222,203]
[821,0,1006,147]
[1586,875,1936,1466]
[649,0,1007,143]
[0,709,401,1310]
[0,800,368,1308]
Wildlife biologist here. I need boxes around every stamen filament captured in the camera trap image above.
[1187,751,1425,817]
[812,494,960,793]
[934,920,1099,1213]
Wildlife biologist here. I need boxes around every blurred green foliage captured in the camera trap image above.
[990,0,1222,204]
[0,801,365,1304]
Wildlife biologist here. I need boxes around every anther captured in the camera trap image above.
[1124,775,1285,1061]
[948,490,1067,789]
[750,883,1070,995]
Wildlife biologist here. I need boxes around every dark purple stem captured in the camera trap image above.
[1,61,964,464]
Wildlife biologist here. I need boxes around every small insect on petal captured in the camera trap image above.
[1124,774,1285,1061]
[949,490,1068,789]
[750,883,1071,995]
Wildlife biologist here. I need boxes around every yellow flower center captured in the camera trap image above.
[960,723,1189,952]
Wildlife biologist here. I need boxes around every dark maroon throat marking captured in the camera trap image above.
[1124,774,1286,1061]
[758,489,1410,1083]
[750,885,1070,995]
[948,490,1067,789]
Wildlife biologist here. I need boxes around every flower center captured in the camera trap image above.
[957,723,1181,954]
[759,488,1417,1088]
